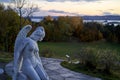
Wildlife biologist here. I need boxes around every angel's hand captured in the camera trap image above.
[13,66,18,80]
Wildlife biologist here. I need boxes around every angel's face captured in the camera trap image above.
[30,27,45,41]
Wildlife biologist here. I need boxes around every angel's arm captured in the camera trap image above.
[35,51,43,66]
[14,46,23,72]
[13,42,27,80]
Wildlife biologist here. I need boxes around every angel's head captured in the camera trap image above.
[30,26,45,41]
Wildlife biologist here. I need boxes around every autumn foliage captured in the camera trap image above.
[40,16,103,42]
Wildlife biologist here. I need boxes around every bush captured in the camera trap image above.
[74,48,120,74]
[97,50,119,74]
[75,48,97,70]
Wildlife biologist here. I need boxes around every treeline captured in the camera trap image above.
[39,16,103,42]
[40,16,83,41]
[102,24,120,42]
[79,22,103,42]
[40,16,120,43]
[0,4,120,52]
[0,4,30,52]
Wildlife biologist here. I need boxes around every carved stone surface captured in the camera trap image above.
[5,25,49,80]
[5,61,13,76]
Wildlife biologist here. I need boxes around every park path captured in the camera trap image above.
[42,58,101,80]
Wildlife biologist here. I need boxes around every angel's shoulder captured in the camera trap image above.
[23,38,35,46]
[24,37,31,42]
[21,38,30,46]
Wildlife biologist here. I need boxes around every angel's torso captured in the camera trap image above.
[22,38,39,68]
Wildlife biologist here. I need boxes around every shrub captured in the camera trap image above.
[75,48,97,70]
[74,48,120,74]
[97,50,119,74]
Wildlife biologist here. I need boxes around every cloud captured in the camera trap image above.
[45,0,99,2]
[103,12,112,15]
[45,0,65,2]
[79,0,99,2]
[33,9,82,16]
[108,9,114,11]
[0,0,10,3]
[102,12,120,16]
[48,9,80,16]
[48,10,66,13]
[0,0,100,3]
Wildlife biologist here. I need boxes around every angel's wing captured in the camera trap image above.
[14,25,32,52]
[13,25,32,73]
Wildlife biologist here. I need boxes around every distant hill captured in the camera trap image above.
[28,15,120,21]
[82,15,120,20]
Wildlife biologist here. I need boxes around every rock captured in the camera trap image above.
[5,61,14,76]
[0,68,4,75]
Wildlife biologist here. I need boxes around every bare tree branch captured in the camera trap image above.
[11,0,39,28]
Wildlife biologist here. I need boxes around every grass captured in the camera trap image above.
[2,40,120,60]
[38,41,120,59]
[0,51,13,63]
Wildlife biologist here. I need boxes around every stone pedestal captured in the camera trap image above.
[5,61,28,80]
[0,68,4,75]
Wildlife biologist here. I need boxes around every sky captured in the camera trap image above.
[0,0,120,16]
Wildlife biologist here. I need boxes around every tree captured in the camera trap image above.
[102,24,119,42]
[0,4,30,52]
[40,16,73,41]
[69,16,83,37]
[57,16,74,41]
[78,22,103,42]
[11,0,26,29]
[11,0,38,29]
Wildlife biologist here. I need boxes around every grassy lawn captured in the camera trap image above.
[0,51,13,63]
[38,41,120,59]
[1,41,119,61]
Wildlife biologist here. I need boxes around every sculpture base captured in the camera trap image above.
[5,61,28,80]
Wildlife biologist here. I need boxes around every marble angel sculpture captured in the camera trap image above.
[13,25,49,80]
